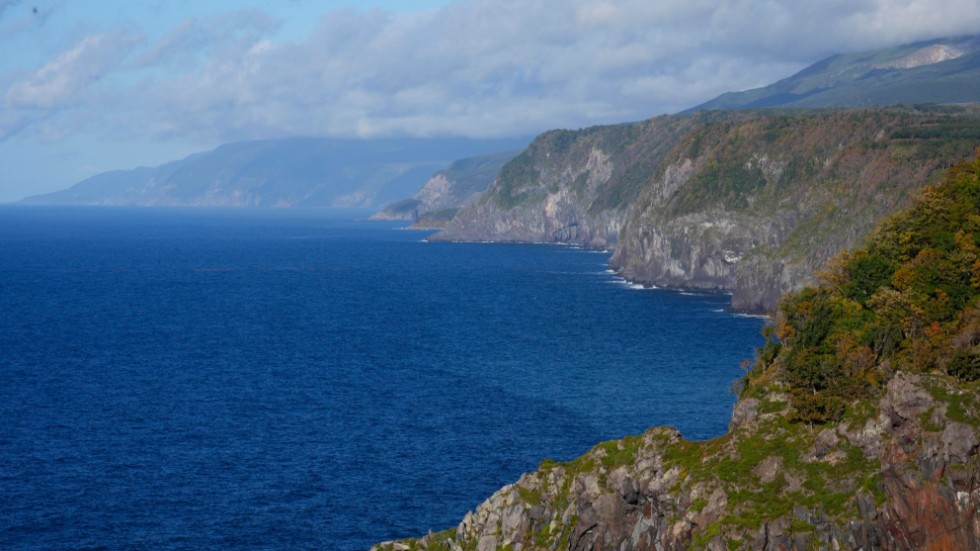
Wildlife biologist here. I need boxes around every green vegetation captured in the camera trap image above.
[517,486,542,507]
[442,151,521,195]
[379,198,422,216]
[747,150,980,422]
[648,154,980,545]
[491,149,541,210]
[676,158,767,212]
[376,528,457,551]
[597,434,642,468]
[413,209,458,228]
[923,378,980,426]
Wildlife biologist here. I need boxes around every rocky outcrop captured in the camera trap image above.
[431,185,623,247]
[374,373,980,550]
[436,107,980,312]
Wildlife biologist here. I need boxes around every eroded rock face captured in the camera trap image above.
[374,373,980,550]
[432,139,629,248]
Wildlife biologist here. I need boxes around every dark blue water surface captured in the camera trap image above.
[0,207,763,550]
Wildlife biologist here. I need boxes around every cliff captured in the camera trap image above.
[375,153,980,550]
[431,117,700,248]
[371,151,520,228]
[434,106,980,313]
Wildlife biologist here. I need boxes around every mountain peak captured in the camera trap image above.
[688,34,980,112]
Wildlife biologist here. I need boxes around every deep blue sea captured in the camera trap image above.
[0,207,764,550]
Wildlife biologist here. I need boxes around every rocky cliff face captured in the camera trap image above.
[375,372,980,551]
[436,107,980,313]
[433,116,699,247]
[371,151,520,228]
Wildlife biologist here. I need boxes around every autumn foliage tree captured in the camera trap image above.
[753,148,980,423]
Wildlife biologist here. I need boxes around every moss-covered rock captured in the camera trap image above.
[374,372,979,550]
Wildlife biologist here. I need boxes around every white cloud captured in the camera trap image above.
[3,0,980,144]
[5,31,139,109]
[133,11,278,70]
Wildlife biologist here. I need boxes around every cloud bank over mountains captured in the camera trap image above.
[3,0,980,147]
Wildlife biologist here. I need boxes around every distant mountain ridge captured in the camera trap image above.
[689,35,980,111]
[21,137,529,209]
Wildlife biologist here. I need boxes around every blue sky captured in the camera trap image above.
[2,0,979,202]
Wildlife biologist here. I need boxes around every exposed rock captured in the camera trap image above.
[752,455,783,484]
[729,397,759,430]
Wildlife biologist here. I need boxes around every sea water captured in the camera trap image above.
[0,207,763,549]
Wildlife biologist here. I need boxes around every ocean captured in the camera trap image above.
[0,207,764,550]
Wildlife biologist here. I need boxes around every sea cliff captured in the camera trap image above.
[434,106,980,314]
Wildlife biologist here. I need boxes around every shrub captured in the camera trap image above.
[947,349,980,382]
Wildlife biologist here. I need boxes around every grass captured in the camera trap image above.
[517,486,541,507]
[597,435,641,468]
[923,376,980,427]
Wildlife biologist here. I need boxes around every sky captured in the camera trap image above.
[1,0,979,202]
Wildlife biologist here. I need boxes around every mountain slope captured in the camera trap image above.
[375,151,980,551]
[20,137,528,209]
[690,35,980,111]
